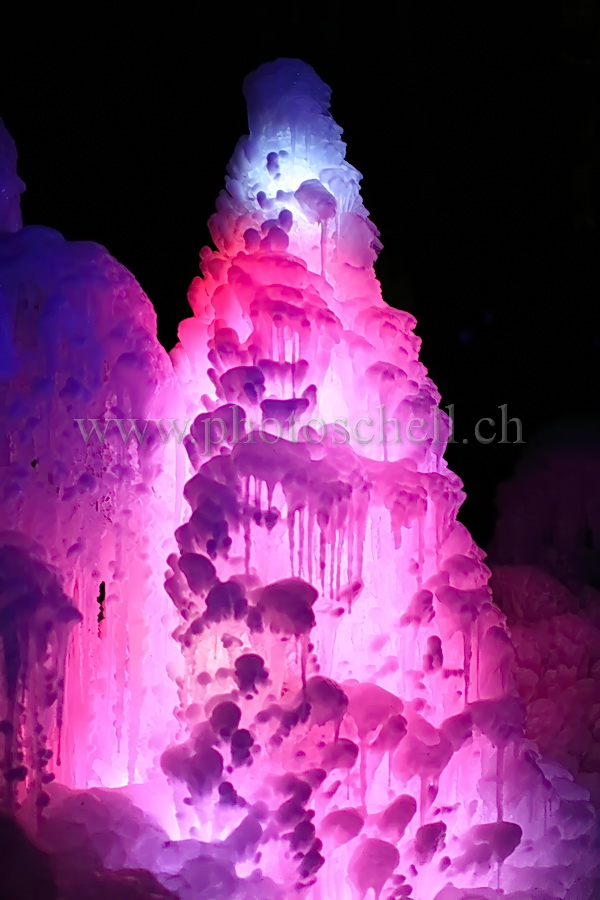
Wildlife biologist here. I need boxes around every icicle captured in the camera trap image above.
[319,524,326,593]
[329,523,336,600]
[496,743,505,821]
[307,506,314,585]
[300,633,309,691]
[288,509,295,576]
[298,505,305,577]
[244,475,251,573]
[335,524,343,600]
[254,474,261,512]
[463,627,472,705]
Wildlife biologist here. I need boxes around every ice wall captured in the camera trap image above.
[0,118,180,808]
[162,61,600,898]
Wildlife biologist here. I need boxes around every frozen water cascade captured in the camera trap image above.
[1,60,599,898]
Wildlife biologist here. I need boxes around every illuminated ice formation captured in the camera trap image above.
[0,117,180,802]
[161,62,600,898]
[0,61,599,898]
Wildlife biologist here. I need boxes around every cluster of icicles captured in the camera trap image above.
[0,60,598,899]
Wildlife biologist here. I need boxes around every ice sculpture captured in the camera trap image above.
[0,62,599,899]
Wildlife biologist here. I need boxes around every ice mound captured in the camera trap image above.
[491,422,600,599]
[491,426,600,809]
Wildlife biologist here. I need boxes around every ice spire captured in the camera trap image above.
[164,59,600,899]
[207,58,380,279]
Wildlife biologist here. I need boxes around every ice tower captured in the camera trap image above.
[161,61,599,898]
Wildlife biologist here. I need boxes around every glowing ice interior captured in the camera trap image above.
[0,59,598,899]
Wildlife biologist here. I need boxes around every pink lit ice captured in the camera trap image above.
[161,61,600,898]
[0,116,181,800]
[0,59,599,899]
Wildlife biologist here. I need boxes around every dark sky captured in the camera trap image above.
[2,8,599,549]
